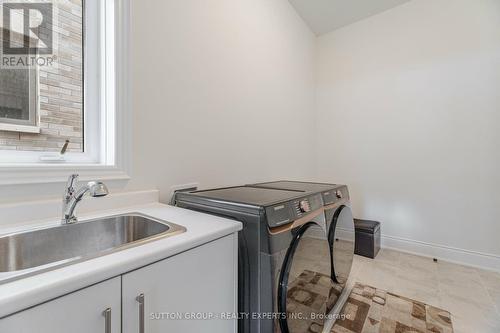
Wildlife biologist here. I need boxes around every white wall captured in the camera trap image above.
[316,0,500,261]
[0,0,316,204]
[127,0,317,203]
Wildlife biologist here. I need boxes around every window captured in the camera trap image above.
[0,62,38,129]
[1,0,85,154]
[0,0,130,182]
[0,25,39,132]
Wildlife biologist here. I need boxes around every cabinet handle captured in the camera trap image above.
[136,293,145,333]
[103,308,112,333]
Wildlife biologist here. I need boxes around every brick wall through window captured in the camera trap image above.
[0,0,83,153]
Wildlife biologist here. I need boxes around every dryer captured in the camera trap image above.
[175,186,336,333]
[250,181,355,314]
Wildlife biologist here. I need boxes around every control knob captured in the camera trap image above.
[336,190,343,199]
[299,200,310,213]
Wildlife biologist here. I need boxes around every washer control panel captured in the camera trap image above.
[292,194,322,219]
[265,203,291,227]
[265,193,323,228]
[321,185,349,205]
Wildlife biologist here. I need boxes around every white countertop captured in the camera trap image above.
[0,200,242,318]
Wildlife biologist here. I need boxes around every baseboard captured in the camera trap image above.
[336,228,500,273]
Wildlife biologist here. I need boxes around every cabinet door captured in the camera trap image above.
[0,277,121,333]
[123,234,238,333]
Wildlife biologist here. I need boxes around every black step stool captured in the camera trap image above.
[354,219,381,259]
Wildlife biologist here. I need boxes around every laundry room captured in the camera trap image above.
[0,0,498,333]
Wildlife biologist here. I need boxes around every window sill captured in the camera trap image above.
[0,124,41,134]
[0,165,130,185]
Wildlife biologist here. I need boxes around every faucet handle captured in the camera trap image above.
[65,174,79,195]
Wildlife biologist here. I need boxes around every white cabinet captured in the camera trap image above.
[122,234,237,333]
[0,234,238,333]
[0,277,121,333]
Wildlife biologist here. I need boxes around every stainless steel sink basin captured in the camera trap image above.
[0,214,186,284]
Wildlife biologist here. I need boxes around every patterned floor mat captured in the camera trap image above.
[286,270,343,333]
[331,283,454,333]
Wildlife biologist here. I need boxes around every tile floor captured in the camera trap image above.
[348,249,500,333]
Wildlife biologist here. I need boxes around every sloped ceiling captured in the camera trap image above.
[288,0,412,35]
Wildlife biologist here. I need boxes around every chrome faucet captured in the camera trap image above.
[62,174,109,225]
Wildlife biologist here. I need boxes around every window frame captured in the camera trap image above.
[0,0,131,185]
